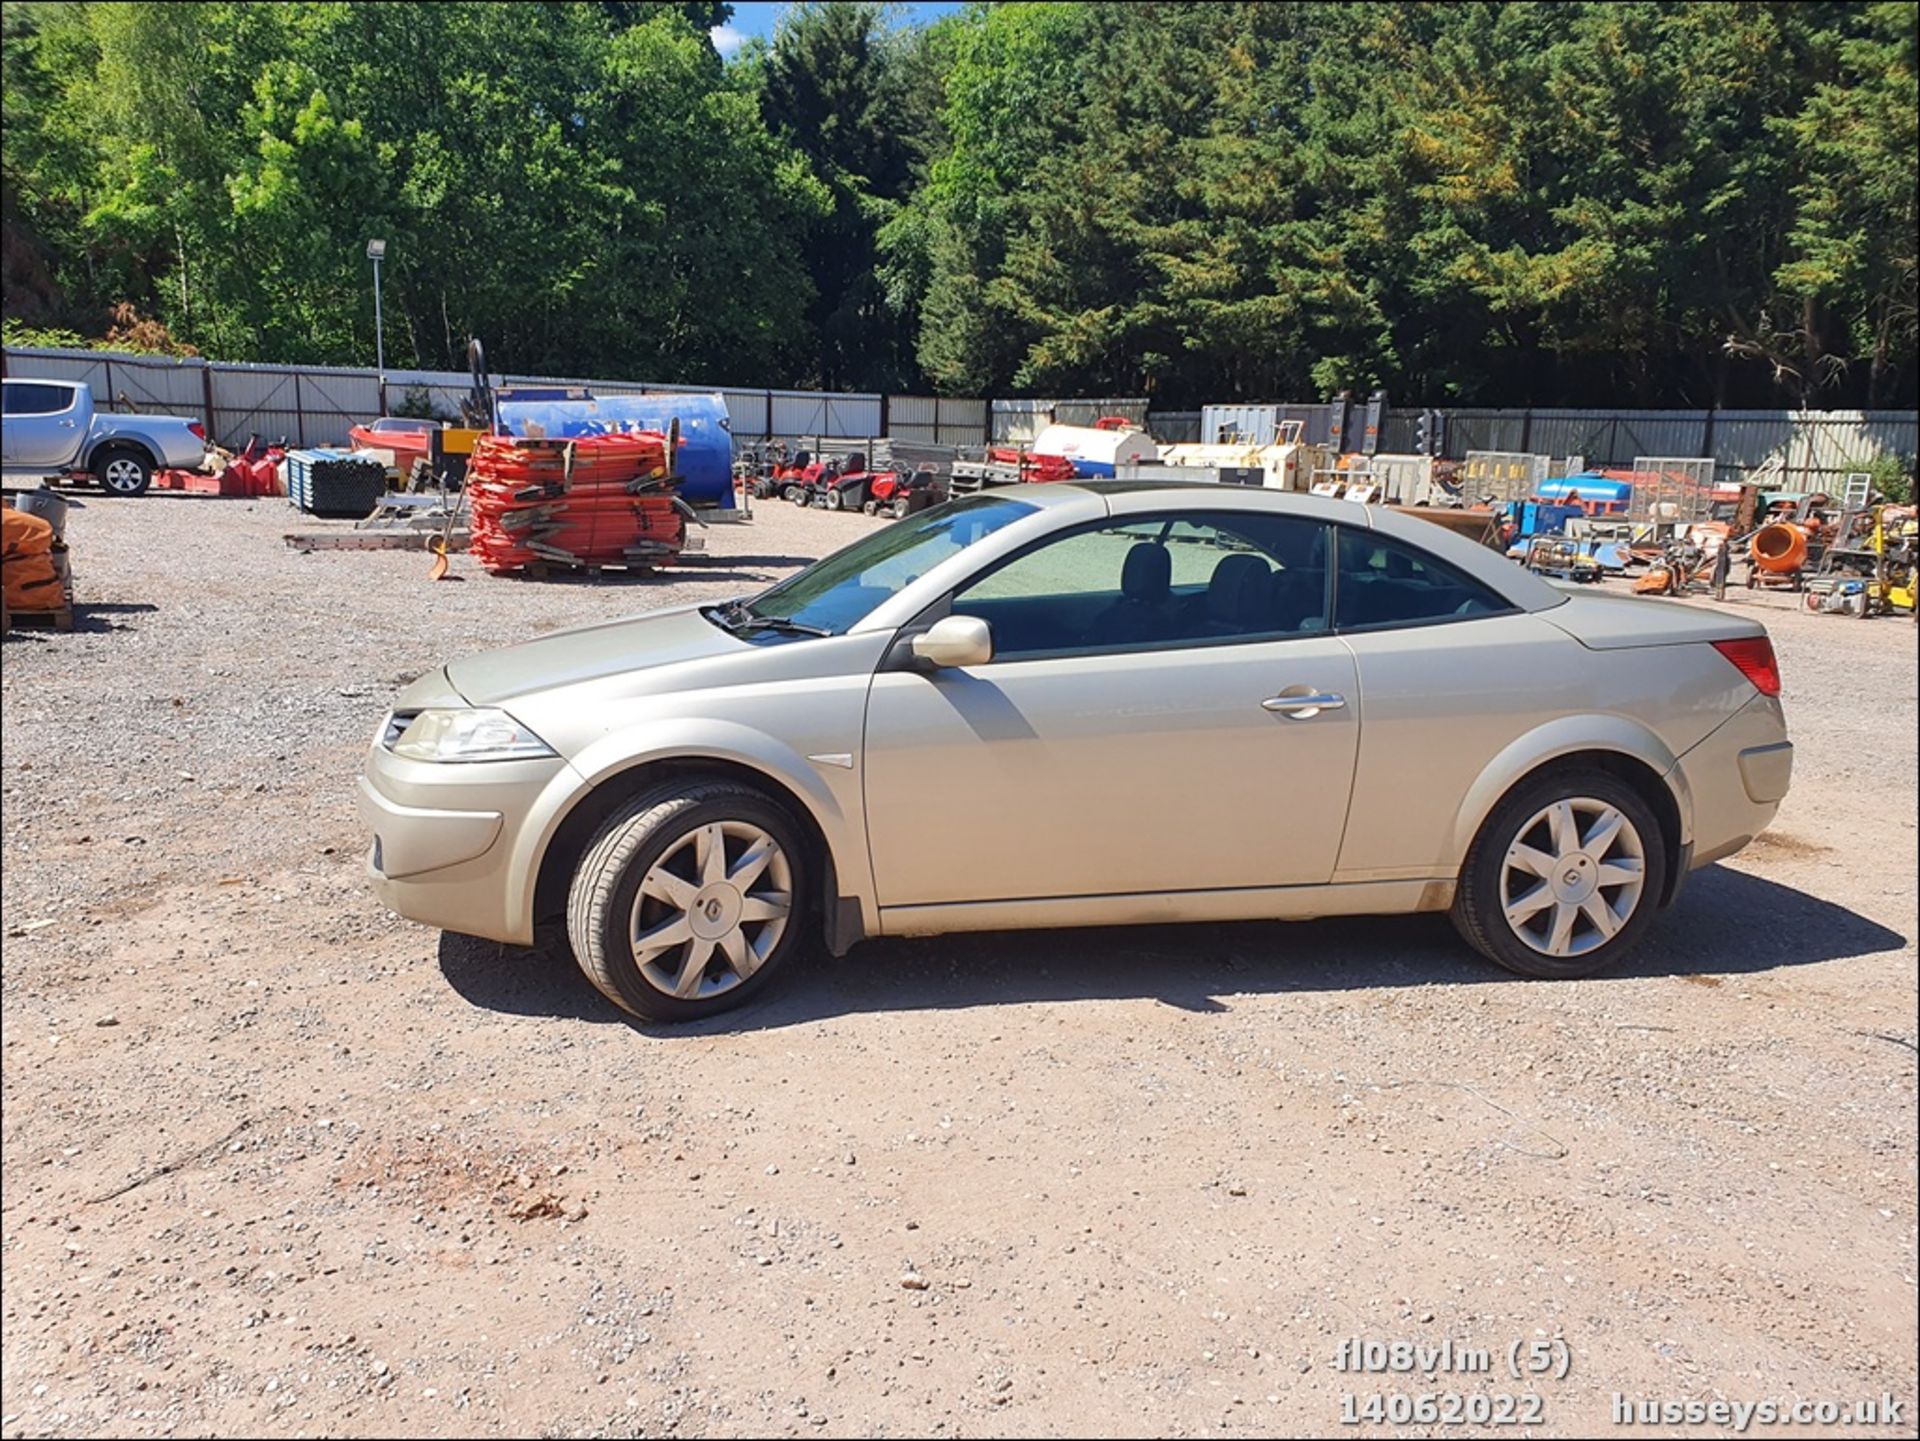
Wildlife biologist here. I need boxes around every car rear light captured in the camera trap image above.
[1711,636,1781,696]
[189,421,206,441]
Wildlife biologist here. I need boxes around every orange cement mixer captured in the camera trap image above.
[1750,520,1814,575]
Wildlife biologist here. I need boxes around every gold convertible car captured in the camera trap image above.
[360,483,1792,1022]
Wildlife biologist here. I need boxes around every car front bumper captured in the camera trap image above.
[358,736,575,945]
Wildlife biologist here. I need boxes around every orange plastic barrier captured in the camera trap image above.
[467,433,686,574]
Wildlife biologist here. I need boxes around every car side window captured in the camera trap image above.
[950,512,1332,659]
[2,382,73,417]
[1333,526,1509,631]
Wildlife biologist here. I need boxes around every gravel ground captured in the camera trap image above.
[2,491,1915,1439]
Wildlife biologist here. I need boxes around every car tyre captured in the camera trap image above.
[94,444,154,497]
[567,781,812,1022]
[1451,766,1666,980]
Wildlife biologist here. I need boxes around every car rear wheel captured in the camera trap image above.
[1451,768,1666,979]
[567,781,810,1022]
[94,444,154,497]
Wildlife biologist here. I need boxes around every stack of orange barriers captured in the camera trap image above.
[466,434,686,574]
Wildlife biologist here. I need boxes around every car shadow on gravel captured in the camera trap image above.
[435,863,1908,1032]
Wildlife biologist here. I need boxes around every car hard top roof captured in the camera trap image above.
[1050,480,1565,613]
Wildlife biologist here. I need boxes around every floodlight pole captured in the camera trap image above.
[367,239,388,375]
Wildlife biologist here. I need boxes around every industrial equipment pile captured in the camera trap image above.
[466,433,686,574]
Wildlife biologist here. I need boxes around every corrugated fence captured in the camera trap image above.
[5,345,1913,488]
[0,347,988,451]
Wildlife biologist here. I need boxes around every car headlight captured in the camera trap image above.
[389,707,557,763]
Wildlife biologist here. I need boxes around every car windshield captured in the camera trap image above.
[738,494,1039,635]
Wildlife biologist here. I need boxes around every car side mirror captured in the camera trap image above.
[910,615,993,669]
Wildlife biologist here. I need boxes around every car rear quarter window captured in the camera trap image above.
[1334,526,1511,631]
[2,382,76,416]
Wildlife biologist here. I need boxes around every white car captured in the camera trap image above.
[361,483,1793,1022]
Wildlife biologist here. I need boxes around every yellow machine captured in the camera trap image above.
[1804,504,1916,618]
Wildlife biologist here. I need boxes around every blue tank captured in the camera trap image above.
[493,391,735,509]
[1535,474,1632,508]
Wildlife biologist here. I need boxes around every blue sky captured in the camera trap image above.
[711,2,968,56]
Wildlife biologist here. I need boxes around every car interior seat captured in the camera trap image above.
[1090,541,1176,645]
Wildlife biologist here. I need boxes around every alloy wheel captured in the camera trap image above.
[103,457,145,493]
[1500,797,1646,958]
[628,820,793,1001]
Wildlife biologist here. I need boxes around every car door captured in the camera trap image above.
[861,511,1361,907]
[0,381,88,468]
[1325,523,1556,880]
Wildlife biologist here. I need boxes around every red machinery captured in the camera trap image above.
[985,447,1077,484]
[153,433,286,497]
[863,466,942,519]
[467,433,686,574]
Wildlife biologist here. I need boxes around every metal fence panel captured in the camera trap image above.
[382,368,473,422]
[290,367,380,445]
[1442,410,1528,456]
[1149,410,1202,443]
[97,354,208,423]
[934,397,988,447]
[890,395,937,428]
[1611,412,1709,465]
[3,345,111,391]
[1379,410,1420,453]
[991,397,1149,442]
[1054,398,1147,429]
[826,394,883,437]
[1522,410,1614,464]
[990,398,1051,443]
[207,365,309,447]
[769,392,834,437]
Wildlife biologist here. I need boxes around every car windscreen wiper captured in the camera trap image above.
[735,614,833,637]
[708,602,831,637]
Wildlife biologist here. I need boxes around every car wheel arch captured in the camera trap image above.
[88,438,157,471]
[1448,720,1691,906]
[527,754,858,961]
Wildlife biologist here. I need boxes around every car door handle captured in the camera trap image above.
[58,419,76,428]
[1261,692,1346,718]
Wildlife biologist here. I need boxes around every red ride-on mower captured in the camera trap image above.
[804,453,891,512]
[863,465,943,519]
[780,452,827,504]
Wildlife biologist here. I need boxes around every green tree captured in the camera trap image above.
[756,1,945,389]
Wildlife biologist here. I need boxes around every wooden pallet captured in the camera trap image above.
[284,529,470,553]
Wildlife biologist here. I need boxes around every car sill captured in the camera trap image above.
[877,879,1450,938]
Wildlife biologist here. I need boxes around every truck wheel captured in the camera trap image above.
[94,445,155,497]
[567,781,811,1022]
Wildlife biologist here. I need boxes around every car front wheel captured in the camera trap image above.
[1451,767,1666,979]
[567,781,810,1022]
